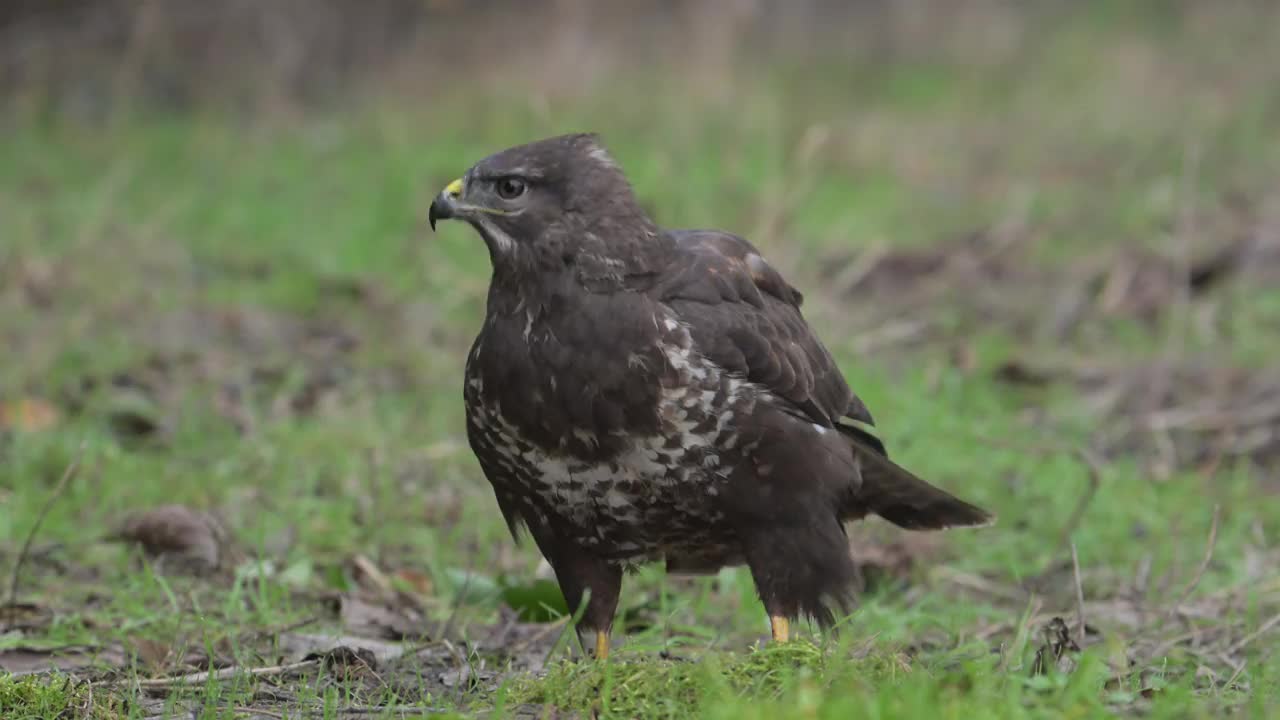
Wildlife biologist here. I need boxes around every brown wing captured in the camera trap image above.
[653,229,877,436]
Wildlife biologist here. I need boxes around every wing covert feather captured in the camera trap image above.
[653,230,875,430]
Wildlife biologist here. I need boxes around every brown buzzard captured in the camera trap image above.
[429,133,992,658]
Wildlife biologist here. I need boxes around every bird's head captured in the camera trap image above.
[428,134,658,275]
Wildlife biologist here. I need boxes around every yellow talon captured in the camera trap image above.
[770,615,790,643]
[595,630,611,660]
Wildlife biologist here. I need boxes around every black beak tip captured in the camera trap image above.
[428,201,439,232]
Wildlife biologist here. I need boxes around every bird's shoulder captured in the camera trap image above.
[653,229,804,309]
[646,228,876,430]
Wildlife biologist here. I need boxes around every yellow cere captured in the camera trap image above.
[444,178,464,197]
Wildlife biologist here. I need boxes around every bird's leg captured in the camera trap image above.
[525,523,623,660]
[770,615,791,643]
[742,535,802,645]
[595,628,612,659]
[548,553,622,660]
[738,498,861,646]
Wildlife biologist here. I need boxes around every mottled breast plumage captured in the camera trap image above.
[464,304,763,564]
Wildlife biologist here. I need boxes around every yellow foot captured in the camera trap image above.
[595,630,611,660]
[770,615,790,643]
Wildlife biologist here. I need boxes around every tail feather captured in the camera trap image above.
[838,425,994,530]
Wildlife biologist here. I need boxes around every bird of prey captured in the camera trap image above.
[429,133,992,658]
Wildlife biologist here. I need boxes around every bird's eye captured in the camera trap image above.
[496,177,527,200]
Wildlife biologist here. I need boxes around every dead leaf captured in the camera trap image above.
[350,554,394,598]
[277,632,407,665]
[394,568,435,598]
[128,636,174,672]
[338,593,424,641]
[0,397,60,432]
[109,504,230,572]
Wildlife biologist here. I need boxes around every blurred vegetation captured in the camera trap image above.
[2,1,1280,718]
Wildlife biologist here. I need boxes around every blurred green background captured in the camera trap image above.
[2,1,1279,718]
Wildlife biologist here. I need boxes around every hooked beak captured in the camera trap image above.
[428,177,465,231]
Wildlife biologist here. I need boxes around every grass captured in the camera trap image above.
[507,643,1261,719]
[0,674,128,719]
[3,3,1280,718]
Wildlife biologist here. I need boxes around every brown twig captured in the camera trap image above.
[1070,542,1087,646]
[4,441,86,629]
[302,706,443,717]
[350,554,394,599]
[1225,612,1280,656]
[250,614,321,641]
[234,707,285,720]
[98,658,320,688]
[1144,401,1280,433]
[1047,449,1103,568]
[1171,505,1221,612]
[1223,659,1248,691]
